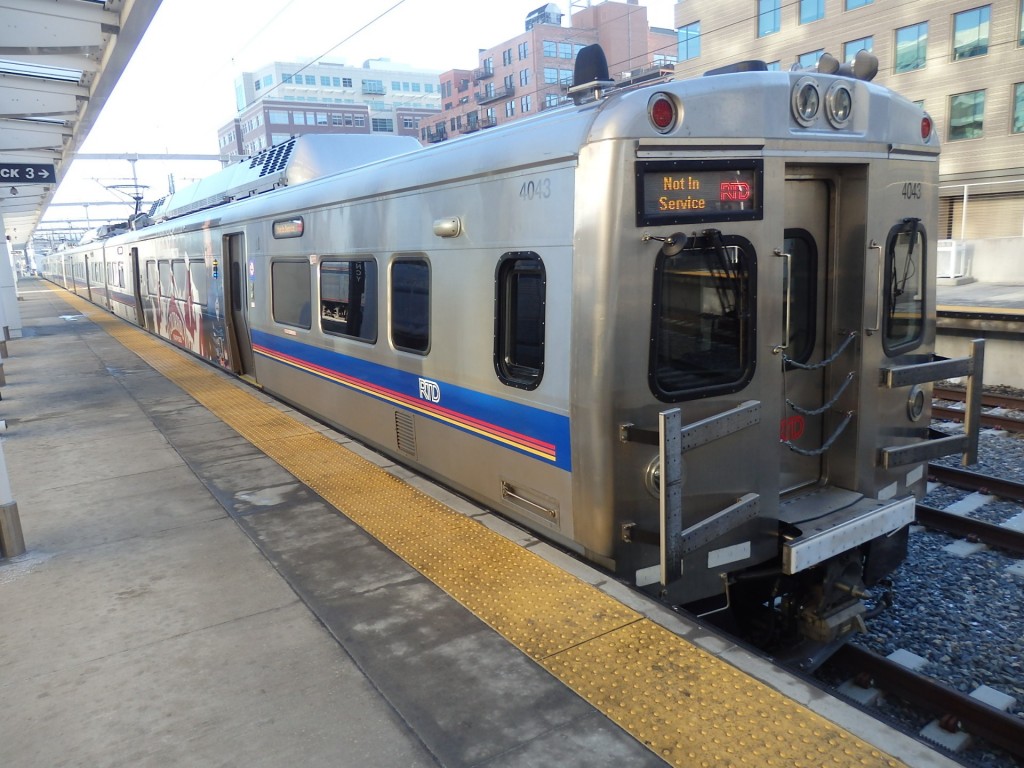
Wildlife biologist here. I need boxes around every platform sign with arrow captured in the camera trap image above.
[0,163,57,183]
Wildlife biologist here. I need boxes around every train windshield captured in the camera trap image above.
[649,233,755,399]
[883,218,925,354]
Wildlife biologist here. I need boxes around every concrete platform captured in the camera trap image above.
[0,282,958,768]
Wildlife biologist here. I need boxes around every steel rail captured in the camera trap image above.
[931,404,1024,433]
[831,644,1024,761]
[927,463,1024,503]
[915,503,1024,555]
[933,386,1024,411]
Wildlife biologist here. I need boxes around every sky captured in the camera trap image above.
[43,0,679,233]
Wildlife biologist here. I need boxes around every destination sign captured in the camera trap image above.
[636,161,763,226]
[0,163,57,183]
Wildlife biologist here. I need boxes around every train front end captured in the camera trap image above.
[568,49,984,662]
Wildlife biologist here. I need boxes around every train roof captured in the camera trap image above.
[83,56,935,245]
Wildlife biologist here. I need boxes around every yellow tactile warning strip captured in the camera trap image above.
[58,291,906,768]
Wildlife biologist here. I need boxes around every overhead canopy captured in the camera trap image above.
[0,0,162,248]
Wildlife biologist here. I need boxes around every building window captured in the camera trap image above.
[272,261,312,330]
[800,0,824,24]
[495,253,546,390]
[798,49,824,69]
[953,6,990,61]
[518,41,529,59]
[304,75,315,85]
[391,260,429,354]
[843,36,873,63]
[766,61,781,71]
[559,69,573,85]
[679,22,701,61]
[268,110,289,124]
[320,76,330,86]
[948,90,985,140]
[1012,83,1024,133]
[520,68,530,86]
[403,116,415,129]
[758,0,780,37]
[544,93,560,108]
[543,40,557,58]
[544,67,558,84]
[283,73,293,83]
[412,82,421,92]
[254,80,261,91]
[320,260,377,342]
[371,118,394,132]
[504,74,514,89]
[558,42,572,59]
[503,48,513,66]
[845,0,872,9]
[521,95,532,113]
[342,77,353,87]
[331,114,343,126]
[1019,0,1024,46]
[505,100,515,118]
[894,22,928,73]
[362,79,385,95]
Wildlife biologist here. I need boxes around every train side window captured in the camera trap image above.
[158,261,173,297]
[883,219,925,355]
[271,260,312,330]
[494,252,545,389]
[320,259,377,342]
[146,260,157,295]
[188,259,207,306]
[649,233,756,400]
[171,259,189,300]
[783,229,817,366]
[390,258,429,354]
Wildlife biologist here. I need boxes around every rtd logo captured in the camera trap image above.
[418,378,441,403]
[779,415,805,443]
[720,181,752,201]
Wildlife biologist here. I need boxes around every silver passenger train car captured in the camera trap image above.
[43,47,984,661]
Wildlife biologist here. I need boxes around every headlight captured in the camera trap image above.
[792,77,820,127]
[826,82,853,128]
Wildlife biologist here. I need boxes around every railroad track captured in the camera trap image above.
[933,387,1024,433]
[829,644,1024,763]
[921,464,1024,555]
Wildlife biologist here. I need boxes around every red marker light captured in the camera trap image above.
[921,115,932,141]
[648,94,677,133]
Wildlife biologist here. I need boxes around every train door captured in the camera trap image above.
[83,253,94,303]
[224,233,256,379]
[130,247,146,327]
[779,176,831,492]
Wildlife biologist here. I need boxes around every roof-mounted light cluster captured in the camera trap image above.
[791,77,856,129]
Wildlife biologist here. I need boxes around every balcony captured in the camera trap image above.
[475,84,515,105]
[425,126,448,143]
[472,66,494,82]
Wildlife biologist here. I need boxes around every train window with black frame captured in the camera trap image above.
[320,259,377,342]
[390,258,429,353]
[188,259,207,306]
[883,218,925,355]
[649,232,756,400]
[271,260,312,330]
[783,229,817,366]
[494,252,545,389]
[146,260,157,295]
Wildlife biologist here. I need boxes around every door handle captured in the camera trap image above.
[772,248,792,355]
